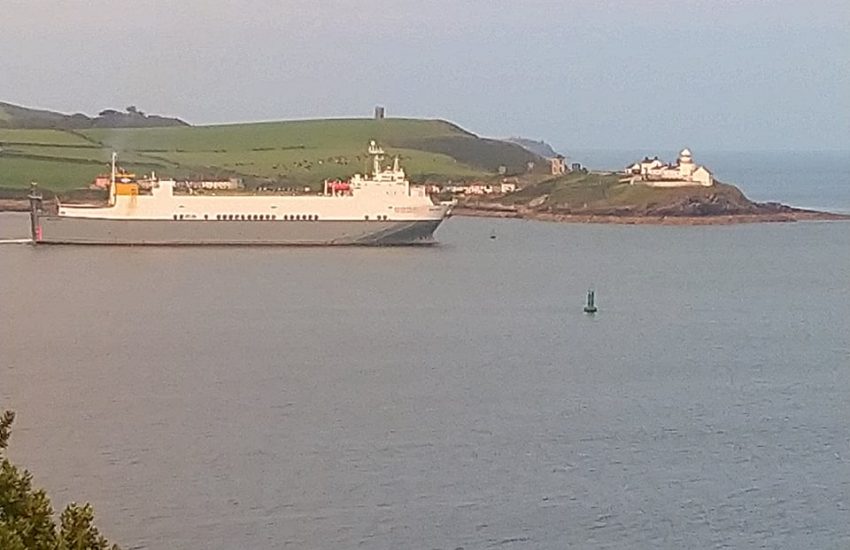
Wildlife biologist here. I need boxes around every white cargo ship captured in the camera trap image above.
[28,142,452,245]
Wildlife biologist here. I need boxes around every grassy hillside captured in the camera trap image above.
[0,129,94,146]
[0,102,78,129]
[0,102,187,129]
[0,129,183,190]
[504,137,560,158]
[392,135,540,173]
[0,118,540,192]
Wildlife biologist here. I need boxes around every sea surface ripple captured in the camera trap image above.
[1,213,849,549]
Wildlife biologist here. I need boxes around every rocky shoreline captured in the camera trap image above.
[452,205,850,225]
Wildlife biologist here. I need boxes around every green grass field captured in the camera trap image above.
[82,118,472,152]
[0,129,94,146]
[0,118,536,192]
[0,157,117,190]
[499,171,617,205]
[0,156,185,191]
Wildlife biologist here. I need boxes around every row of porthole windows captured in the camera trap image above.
[366,215,389,221]
[215,214,277,221]
[173,214,320,221]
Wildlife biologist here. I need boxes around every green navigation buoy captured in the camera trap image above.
[584,290,598,314]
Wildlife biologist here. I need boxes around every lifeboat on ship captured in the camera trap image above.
[325,179,352,194]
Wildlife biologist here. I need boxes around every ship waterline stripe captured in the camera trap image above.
[37,218,444,246]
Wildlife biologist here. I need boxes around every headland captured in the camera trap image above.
[449,149,848,225]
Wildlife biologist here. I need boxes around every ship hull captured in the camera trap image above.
[36,217,444,245]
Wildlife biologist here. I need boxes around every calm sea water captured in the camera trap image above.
[570,150,850,214]
[1,210,848,549]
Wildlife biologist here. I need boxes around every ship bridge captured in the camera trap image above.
[343,140,421,197]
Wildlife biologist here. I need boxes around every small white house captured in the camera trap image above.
[499,181,517,194]
[626,157,665,175]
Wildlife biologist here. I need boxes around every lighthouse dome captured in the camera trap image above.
[678,148,693,163]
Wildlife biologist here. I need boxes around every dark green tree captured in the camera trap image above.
[0,411,119,550]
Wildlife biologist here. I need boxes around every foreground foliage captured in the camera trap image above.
[0,411,119,550]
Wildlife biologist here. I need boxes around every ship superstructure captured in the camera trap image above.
[29,142,453,245]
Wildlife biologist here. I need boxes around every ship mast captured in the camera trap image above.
[368,140,384,176]
[108,151,117,206]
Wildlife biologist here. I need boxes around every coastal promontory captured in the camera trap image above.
[454,172,846,225]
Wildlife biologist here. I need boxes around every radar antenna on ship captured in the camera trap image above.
[368,140,385,176]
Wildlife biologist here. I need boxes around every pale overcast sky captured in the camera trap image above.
[2,0,848,151]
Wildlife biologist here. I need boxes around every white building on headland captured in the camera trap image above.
[625,149,714,187]
[549,155,567,175]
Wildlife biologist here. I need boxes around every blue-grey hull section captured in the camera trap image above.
[37,217,444,245]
